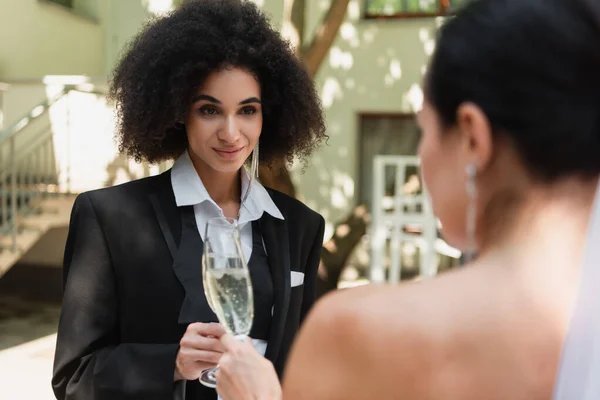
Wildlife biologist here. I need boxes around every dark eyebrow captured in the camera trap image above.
[239,97,261,105]
[191,95,261,105]
[192,94,221,104]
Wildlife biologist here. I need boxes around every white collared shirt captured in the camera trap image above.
[170,150,283,360]
[171,151,284,262]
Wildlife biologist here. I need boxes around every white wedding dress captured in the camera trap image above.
[552,180,600,399]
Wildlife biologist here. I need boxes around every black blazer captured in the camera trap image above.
[52,171,325,400]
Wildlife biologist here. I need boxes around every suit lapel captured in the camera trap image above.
[149,172,180,256]
[261,212,291,363]
[173,206,217,324]
[149,171,217,325]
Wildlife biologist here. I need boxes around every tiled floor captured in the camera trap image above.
[0,296,60,400]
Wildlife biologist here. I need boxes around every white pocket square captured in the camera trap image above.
[290,271,304,287]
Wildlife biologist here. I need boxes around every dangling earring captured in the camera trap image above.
[251,142,259,179]
[463,163,478,263]
[241,143,260,206]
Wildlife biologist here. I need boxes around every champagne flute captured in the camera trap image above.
[199,217,254,388]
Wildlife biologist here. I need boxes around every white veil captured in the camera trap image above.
[552,178,600,399]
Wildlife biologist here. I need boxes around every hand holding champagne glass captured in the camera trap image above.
[199,217,254,388]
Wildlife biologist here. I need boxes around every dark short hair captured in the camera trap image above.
[109,0,326,165]
[426,0,600,181]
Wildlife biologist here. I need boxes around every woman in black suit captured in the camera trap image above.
[51,1,326,399]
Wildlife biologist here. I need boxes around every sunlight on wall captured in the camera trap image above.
[142,0,175,15]
[419,28,436,56]
[347,0,361,21]
[418,28,430,43]
[281,21,302,49]
[389,60,402,79]
[332,169,354,200]
[331,187,347,209]
[281,0,301,47]
[329,47,354,70]
[340,22,360,48]
[362,25,379,44]
[405,84,424,113]
[300,161,356,238]
[326,169,356,237]
[385,59,403,87]
[321,77,343,108]
[45,83,118,193]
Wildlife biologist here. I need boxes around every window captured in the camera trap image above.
[358,114,421,208]
[365,0,469,18]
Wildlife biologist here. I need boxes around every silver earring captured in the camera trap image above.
[241,143,259,206]
[251,142,259,179]
[464,163,478,263]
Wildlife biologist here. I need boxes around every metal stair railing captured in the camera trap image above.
[0,85,105,253]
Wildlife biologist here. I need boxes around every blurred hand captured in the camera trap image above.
[174,322,226,381]
[216,333,282,400]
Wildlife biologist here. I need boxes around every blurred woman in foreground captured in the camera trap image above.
[215,0,600,398]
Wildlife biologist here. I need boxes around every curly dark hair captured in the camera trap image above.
[108,0,326,165]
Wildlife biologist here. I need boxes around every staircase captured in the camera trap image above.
[0,86,85,277]
[0,81,173,278]
[0,196,76,277]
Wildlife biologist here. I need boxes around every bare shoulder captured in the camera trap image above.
[283,266,495,400]
[281,285,381,399]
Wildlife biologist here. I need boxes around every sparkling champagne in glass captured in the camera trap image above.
[199,217,254,388]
